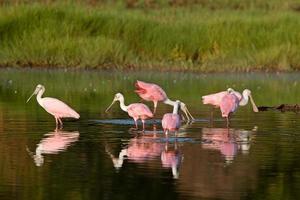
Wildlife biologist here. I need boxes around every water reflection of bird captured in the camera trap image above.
[202,88,259,113]
[161,140,183,179]
[26,84,80,128]
[105,93,153,131]
[135,80,194,121]
[27,129,79,167]
[106,135,183,179]
[202,127,256,164]
[105,136,163,169]
[162,100,181,135]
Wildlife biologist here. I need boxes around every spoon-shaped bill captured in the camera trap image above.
[105,100,116,113]
[249,95,259,112]
[180,103,195,121]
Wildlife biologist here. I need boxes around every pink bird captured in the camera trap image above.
[202,88,259,112]
[135,80,194,121]
[105,93,153,131]
[162,100,181,135]
[26,84,80,128]
[220,90,240,126]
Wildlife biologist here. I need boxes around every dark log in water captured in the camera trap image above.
[258,104,300,112]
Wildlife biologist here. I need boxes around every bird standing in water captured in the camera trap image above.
[135,80,194,121]
[105,93,153,131]
[202,88,259,112]
[162,100,181,135]
[220,89,240,127]
[26,84,80,128]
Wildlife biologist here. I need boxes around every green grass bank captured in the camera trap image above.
[0,1,300,72]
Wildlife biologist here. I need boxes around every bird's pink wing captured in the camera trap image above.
[202,91,227,107]
[162,113,180,130]
[41,97,80,119]
[127,103,153,118]
[135,80,167,102]
[220,94,239,117]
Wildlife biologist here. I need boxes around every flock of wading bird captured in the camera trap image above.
[26,80,259,133]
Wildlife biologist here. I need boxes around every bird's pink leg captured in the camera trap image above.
[55,117,59,128]
[153,101,158,114]
[133,119,138,130]
[210,106,214,121]
[142,119,145,132]
[165,129,169,136]
[58,118,63,129]
[226,117,229,128]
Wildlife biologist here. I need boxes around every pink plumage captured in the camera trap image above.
[135,80,168,113]
[105,93,153,131]
[127,103,154,120]
[42,97,80,119]
[162,114,181,132]
[220,93,239,118]
[134,80,195,121]
[202,90,242,108]
[27,84,80,128]
[161,100,181,134]
[135,80,167,102]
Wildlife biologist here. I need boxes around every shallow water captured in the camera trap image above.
[0,68,300,200]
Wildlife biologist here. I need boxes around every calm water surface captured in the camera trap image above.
[0,68,300,200]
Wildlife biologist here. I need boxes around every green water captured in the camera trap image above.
[0,68,300,200]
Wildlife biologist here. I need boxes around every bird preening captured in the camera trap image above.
[27,82,259,130]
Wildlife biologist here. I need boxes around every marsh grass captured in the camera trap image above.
[0,2,300,71]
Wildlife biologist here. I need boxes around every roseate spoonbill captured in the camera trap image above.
[135,80,194,121]
[26,84,80,128]
[220,89,240,126]
[162,100,181,135]
[105,93,153,131]
[26,129,79,166]
[202,88,259,112]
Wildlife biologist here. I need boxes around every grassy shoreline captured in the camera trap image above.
[0,2,300,72]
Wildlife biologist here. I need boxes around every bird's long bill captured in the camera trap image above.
[181,104,195,121]
[249,95,259,112]
[26,91,36,103]
[26,87,40,103]
[105,100,116,113]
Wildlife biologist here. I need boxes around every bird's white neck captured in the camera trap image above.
[239,91,249,106]
[164,98,176,106]
[36,88,45,107]
[173,102,179,114]
[118,98,128,112]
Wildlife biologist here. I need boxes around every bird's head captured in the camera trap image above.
[227,88,235,93]
[243,89,251,96]
[26,84,45,103]
[243,89,259,113]
[105,93,124,113]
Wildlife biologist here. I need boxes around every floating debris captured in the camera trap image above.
[258,104,300,112]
